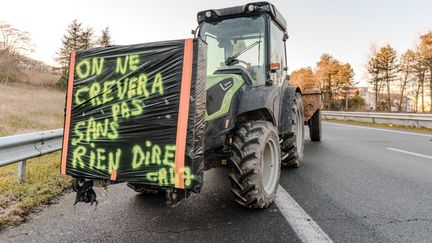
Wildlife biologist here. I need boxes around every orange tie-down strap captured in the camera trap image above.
[60,51,76,176]
[174,39,194,189]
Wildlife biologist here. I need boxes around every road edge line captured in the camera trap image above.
[386,147,432,160]
[275,185,333,243]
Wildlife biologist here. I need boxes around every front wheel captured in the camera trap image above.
[229,121,281,208]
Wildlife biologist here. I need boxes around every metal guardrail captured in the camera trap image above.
[322,111,432,128]
[1,111,431,182]
[0,129,63,182]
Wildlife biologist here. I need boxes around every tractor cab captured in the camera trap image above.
[197,2,288,87]
[196,2,292,156]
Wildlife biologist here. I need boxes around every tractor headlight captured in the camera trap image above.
[205,11,212,17]
[247,4,256,12]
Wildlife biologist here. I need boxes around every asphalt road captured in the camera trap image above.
[1,122,432,242]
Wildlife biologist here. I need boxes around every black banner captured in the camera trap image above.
[61,39,206,191]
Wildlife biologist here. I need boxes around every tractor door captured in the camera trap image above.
[269,20,289,129]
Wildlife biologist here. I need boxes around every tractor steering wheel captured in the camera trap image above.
[237,59,252,69]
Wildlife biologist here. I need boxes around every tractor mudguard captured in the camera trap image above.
[279,86,301,137]
[237,85,279,125]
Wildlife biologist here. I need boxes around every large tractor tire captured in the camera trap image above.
[281,92,305,168]
[309,109,322,142]
[229,121,281,208]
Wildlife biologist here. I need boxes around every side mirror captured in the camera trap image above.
[270,63,280,73]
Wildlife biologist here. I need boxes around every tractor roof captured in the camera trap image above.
[197,1,287,31]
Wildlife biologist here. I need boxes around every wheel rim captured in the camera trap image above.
[295,109,304,154]
[262,137,279,194]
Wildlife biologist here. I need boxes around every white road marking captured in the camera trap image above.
[386,147,432,160]
[275,185,333,243]
[324,122,432,138]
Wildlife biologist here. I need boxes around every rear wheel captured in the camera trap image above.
[281,92,305,167]
[229,121,281,208]
[127,183,160,194]
[309,109,322,141]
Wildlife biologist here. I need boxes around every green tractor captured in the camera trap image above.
[198,2,322,208]
[129,2,322,208]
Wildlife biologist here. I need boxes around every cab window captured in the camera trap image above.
[270,22,287,85]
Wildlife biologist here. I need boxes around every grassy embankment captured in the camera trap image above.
[0,80,71,228]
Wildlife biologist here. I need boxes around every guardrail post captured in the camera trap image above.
[17,160,27,183]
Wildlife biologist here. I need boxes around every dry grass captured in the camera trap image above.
[19,70,59,87]
[0,82,65,136]
[0,83,71,229]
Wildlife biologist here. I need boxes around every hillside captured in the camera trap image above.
[0,83,65,136]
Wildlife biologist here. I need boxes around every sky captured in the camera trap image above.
[1,0,431,85]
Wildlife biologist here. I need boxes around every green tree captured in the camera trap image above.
[290,67,318,90]
[413,49,428,112]
[315,54,355,110]
[349,91,366,110]
[376,44,398,111]
[335,63,355,110]
[56,20,98,89]
[80,27,94,50]
[398,49,416,111]
[367,46,382,111]
[56,19,83,88]
[316,54,336,109]
[56,20,82,68]
[418,31,432,112]
[98,27,112,47]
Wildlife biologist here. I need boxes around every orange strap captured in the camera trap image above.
[60,51,76,175]
[110,169,117,181]
[174,39,194,189]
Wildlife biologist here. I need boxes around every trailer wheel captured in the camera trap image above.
[229,121,281,208]
[281,92,305,167]
[309,109,322,141]
[127,183,160,194]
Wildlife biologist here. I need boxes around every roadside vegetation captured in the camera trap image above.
[324,118,432,133]
[0,18,113,229]
[0,83,71,229]
[291,29,432,113]
[0,83,64,136]
[0,152,70,227]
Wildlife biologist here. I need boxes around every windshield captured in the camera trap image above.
[199,16,266,86]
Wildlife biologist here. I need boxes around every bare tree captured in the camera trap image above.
[0,20,33,83]
[0,20,33,55]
